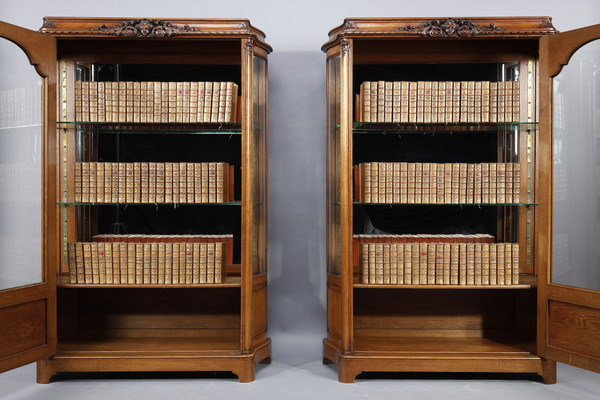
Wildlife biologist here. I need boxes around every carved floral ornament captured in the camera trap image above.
[398,18,504,37]
[91,19,198,37]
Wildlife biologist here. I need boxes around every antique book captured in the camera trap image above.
[208,162,217,203]
[450,243,459,285]
[183,81,191,123]
[482,243,490,285]
[403,243,412,284]
[205,243,214,284]
[361,82,371,123]
[369,81,378,122]
[512,243,520,284]
[414,163,422,204]
[133,162,141,203]
[156,163,165,203]
[421,163,430,204]
[95,243,106,284]
[458,243,467,285]
[90,242,100,284]
[88,162,97,203]
[497,243,505,285]
[466,243,475,285]
[185,243,194,285]
[172,161,180,203]
[392,163,400,203]
[384,81,393,122]
[400,162,408,204]
[157,243,166,285]
[88,82,98,123]
[489,82,498,123]
[444,163,452,204]
[140,81,148,123]
[376,81,385,122]
[452,81,460,123]
[375,243,384,284]
[368,243,376,283]
[363,163,372,203]
[150,243,158,284]
[132,81,140,123]
[400,81,409,123]
[96,163,104,203]
[201,162,209,203]
[481,81,490,123]
[165,162,173,203]
[194,163,203,203]
[126,163,134,203]
[215,242,225,284]
[390,243,398,285]
[172,243,180,285]
[419,242,428,284]
[473,81,482,123]
[112,242,120,284]
[513,81,521,122]
[459,163,467,204]
[217,162,228,203]
[143,242,151,284]
[505,163,513,204]
[187,163,195,203]
[466,164,474,204]
[395,243,404,284]
[474,243,482,285]
[451,163,460,204]
[513,163,521,202]
[104,241,113,284]
[75,81,83,121]
[442,243,451,285]
[504,242,512,285]
[489,163,497,204]
[179,163,187,204]
[192,242,200,284]
[74,162,82,202]
[140,162,149,203]
[423,81,432,123]
[97,82,106,122]
[83,243,92,284]
[427,243,436,285]
[383,243,391,284]
[361,243,369,284]
[489,244,497,285]
[217,82,227,122]
[497,81,505,123]
[392,81,401,122]
[411,243,421,284]
[408,82,418,123]
[481,163,490,203]
[437,81,446,123]
[103,161,111,203]
[459,81,468,122]
[211,82,221,122]
[153,81,162,123]
[164,242,172,285]
[505,81,513,123]
[430,81,438,123]
[474,163,482,204]
[67,243,77,284]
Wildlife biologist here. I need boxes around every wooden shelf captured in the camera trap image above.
[353,274,536,289]
[57,275,241,288]
[56,336,241,356]
[353,336,537,356]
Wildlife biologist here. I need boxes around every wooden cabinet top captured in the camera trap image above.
[39,17,272,53]
[322,17,558,51]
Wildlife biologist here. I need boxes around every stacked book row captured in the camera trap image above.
[91,234,234,265]
[74,81,239,123]
[355,162,521,204]
[67,240,227,285]
[359,242,519,285]
[73,162,233,204]
[358,81,520,123]
[0,86,42,128]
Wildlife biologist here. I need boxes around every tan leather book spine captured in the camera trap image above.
[489,244,497,285]
[392,163,400,204]
[384,81,393,123]
[383,162,392,204]
[376,81,385,122]
[458,243,467,285]
[90,242,100,284]
[421,163,430,204]
[141,242,150,284]
[400,81,409,123]
[172,162,180,203]
[74,162,82,203]
[444,81,453,123]
[393,243,402,284]
[408,82,417,123]
[196,81,205,123]
[75,81,83,121]
[473,81,482,123]
[88,81,98,122]
[361,243,369,284]
[474,163,482,204]
[112,242,120,284]
[217,82,227,123]
[416,81,425,123]
[466,243,475,285]
[430,81,438,123]
[97,82,106,122]
[133,162,141,203]
[152,82,161,123]
[410,243,419,284]
[110,82,119,123]
[373,243,383,284]
[443,243,451,285]
[189,81,198,123]
[361,82,371,123]
[427,243,436,285]
[505,163,513,204]
[389,243,397,285]
[466,164,474,204]
[125,243,134,284]
[187,163,195,203]
[82,242,92,283]
[164,163,173,203]
[383,243,391,284]
[125,163,134,203]
[123,81,132,122]
[450,81,459,122]
[157,242,166,285]
[149,242,158,284]
[96,163,104,203]
[513,81,520,122]
[164,242,172,285]
[392,81,401,122]
[67,243,77,284]
[216,162,226,203]
[201,163,209,203]
[481,163,490,203]
[88,162,96,203]
[450,243,459,285]
[489,82,498,123]
[202,82,212,122]
[399,162,408,204]
[178,241,187,284]
[142,81,150,123]
[435,242,444,284]
[229,83,239,123]
[414,163,422,204]
[504,242,512,285]
[205,242,214,284]
[419,242,428,284]
[459,81,468,122]
[159,82,168,123]
[474,243,482,285]
[132,81,140,123]
[451,163,460,204]
[117,81,126,122]
[118,243,127,284]
[497,163,506,203]
[178,163,187,204]
[215,242,225,283]
[512,244,519,284]
[489,163,497,204]
[184,242,193,285]
[191,242,200,284]
[429,162,437,204]
[103,162,111,203]
[361,163,371,203]
[505,81,513,123]
[444,163,452,204]
[194,163,202,203]
[403,243,412,284]
[368,243,376,283]
[110,163,118,203]
[467,81,476,122]
[210,82,220,122]
[513,163,521,203]
[208,162,217,203]
[436,163,444,204]
[156,163,165,203]
[369,81,378,122]
[104,241,113,284]
[497,243,505,285]
[482,243,490,285]
[169,82,178,123]
[497,81,505,123]
[182,81,191,123]
[437,81,446,123]
[171,243,180,285]
[481,81,490,123]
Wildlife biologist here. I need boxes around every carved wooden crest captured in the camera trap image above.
[398,18,504,37]
[91,19,198,37]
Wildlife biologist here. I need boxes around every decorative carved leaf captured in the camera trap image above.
[91,19,198,37]
[398,18,504,37]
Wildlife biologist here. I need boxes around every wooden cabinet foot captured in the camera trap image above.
[541,359,557,384]
[36,361,54,384]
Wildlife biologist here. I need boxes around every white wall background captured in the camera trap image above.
[1,0,599,367]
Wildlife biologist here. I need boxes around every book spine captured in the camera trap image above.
[451,163,460,204]
[442,243,451,285]
[172,162,180,203]
[164,163,173,203]
[112,242,120,284]
[481,81,490,123]
[445,81,453,123]
[400,81,409,123]
[427,243,436,285]
[423,81,432,123]
[156,163,165,203]
[430,81,438,123]
[67,243,77,283]
[205,243,213,284]
[421,163,430,204]
[489,244,497,285]
[104,241,113,284]
[215,242,225,283]
[133,162,141,203]
[83,243,92,283]
[444,163,452,204]
[459,81,468,122]
[505,163,513,204]
[172,243,180,285]
[211,82,220,123]
[497,163,506,203]
[361,82,370,123]
[383,82,393,123]
[185,243,193,285]
[103,162,111,203]
[149,242,158,284]
[474,81,482,123]
[513,163,521,203]
[474,243,482,285]
[450,243,459,285]
[157,242,166,285]
[505,242,512,285]
[466,243,475,285]
[512,244,519,284]
[497,243,506,285]
[414,163,422,204]
[489,163,497,204]
[164,242,172,285]
[192,242,200,284]
[458,243,467,285]
[481,163,490,203]
[489,82,498,123]
[466,164,474,204]
[125,163,134,203]
[74,163,82,203]
[403,243,412,284]
[183,81,191,123]
[513,81,521,122]
[361,243,369,284]
[396,243,404,284]
[482,243,490,285]
[88,82,98,122]
[368,243,376,283]
[383,243,390,284]
[88,162,96,203]
[408,82,417,123]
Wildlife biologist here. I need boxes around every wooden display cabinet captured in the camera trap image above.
[0,17,270,383]
[322,17,600,383]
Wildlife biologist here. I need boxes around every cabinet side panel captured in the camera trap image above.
[0,299,46,358]
[548,299,600,360]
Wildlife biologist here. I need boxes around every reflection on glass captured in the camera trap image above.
[0,38,43,290]
[252,55,267,275]
[553,39,600,291]
[328,56,341,274]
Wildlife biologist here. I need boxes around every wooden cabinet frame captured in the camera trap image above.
[322,17,600,383]
[0,17,271,383]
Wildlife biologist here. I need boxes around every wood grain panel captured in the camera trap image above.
[252,283,267,339]
[0,300,46,358]
[327,281,342,339]
[548,300,600,360]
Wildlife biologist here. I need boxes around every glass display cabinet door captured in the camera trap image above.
[0,21,57,373]
[540,23,600,374]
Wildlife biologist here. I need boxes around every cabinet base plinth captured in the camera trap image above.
[37,338,270,384]
[323,338,556,384]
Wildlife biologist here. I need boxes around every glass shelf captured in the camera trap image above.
[58,201,243,206]
[334,202,538,206]
[347,122,538,134]
[57,121,243,135]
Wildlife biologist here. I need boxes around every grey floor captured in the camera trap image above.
[1,334,599,400]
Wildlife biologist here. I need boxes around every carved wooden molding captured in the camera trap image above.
[398,18,503,37]
[90,19,197,37]
[340,39,350,55]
